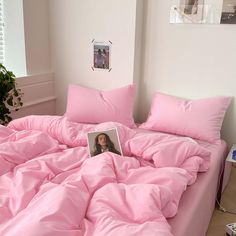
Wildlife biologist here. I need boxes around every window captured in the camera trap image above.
[0,0,4,64]
[3,0,26,76]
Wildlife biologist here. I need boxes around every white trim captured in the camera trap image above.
[22,96,56,108]
[16,72,54,87]
[10,96,56,112]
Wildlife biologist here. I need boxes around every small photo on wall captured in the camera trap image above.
[181,0,203,15]
[220,0,236,24]
[170,0,205,23]
[93,41,110,70]
[170,0,236,24]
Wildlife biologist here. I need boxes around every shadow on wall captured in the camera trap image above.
[135,80,151,124]
[221,99,235,146]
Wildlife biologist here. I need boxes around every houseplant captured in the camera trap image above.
[0,63,23,125]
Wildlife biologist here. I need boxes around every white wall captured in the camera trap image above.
[23,0,51,75]
[16,0,236,144]
[49,0,142,116]
[10,0,56,118]
[137,0,236,144]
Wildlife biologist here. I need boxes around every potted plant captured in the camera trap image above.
[0,63,23,125]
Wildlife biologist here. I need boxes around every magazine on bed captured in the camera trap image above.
[87,128,123,157]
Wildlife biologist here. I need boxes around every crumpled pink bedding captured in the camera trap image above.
[0,115,211,236]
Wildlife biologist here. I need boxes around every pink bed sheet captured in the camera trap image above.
[133,127,229,236]
[168,139,229,236]
[0,115,228,236]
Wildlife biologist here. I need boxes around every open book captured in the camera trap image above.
[87,128,123,157]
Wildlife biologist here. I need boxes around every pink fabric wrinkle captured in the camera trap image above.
[85,183,174,236]
[0,115,212,236]
[0,125,16,143]
[0,183,89,236]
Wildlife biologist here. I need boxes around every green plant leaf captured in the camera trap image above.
[6,97,13,106]
[0,63,23,125]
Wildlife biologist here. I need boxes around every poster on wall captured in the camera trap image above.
[92,40,112,71]
[170,0,236,24]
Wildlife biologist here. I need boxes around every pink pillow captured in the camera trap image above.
[139,92,232,142]
[65,84,136,128]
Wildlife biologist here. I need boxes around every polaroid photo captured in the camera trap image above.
[87,128,123,157]
[93,41,111,70]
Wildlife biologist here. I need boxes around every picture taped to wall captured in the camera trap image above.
[87,128,123,157]
[170,0,236,24]
[221,0,236,24]
[170,0,204,23]
[92,40,111,71]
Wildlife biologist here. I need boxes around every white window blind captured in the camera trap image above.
[0,0,4,64]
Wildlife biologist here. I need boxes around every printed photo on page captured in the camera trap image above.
[87,128,123,157]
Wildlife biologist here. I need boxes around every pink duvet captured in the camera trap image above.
[0,115,211,236]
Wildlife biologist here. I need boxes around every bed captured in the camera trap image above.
[0,84,232,235]
[0,114,230,236]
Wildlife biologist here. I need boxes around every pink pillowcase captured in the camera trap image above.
[139,92,232,142]
[65,84,136,128]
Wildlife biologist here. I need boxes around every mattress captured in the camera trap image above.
[168,140,229,236]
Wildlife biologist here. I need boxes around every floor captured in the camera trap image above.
[206,165,236,236]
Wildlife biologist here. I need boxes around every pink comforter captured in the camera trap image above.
[0,115,211,236]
